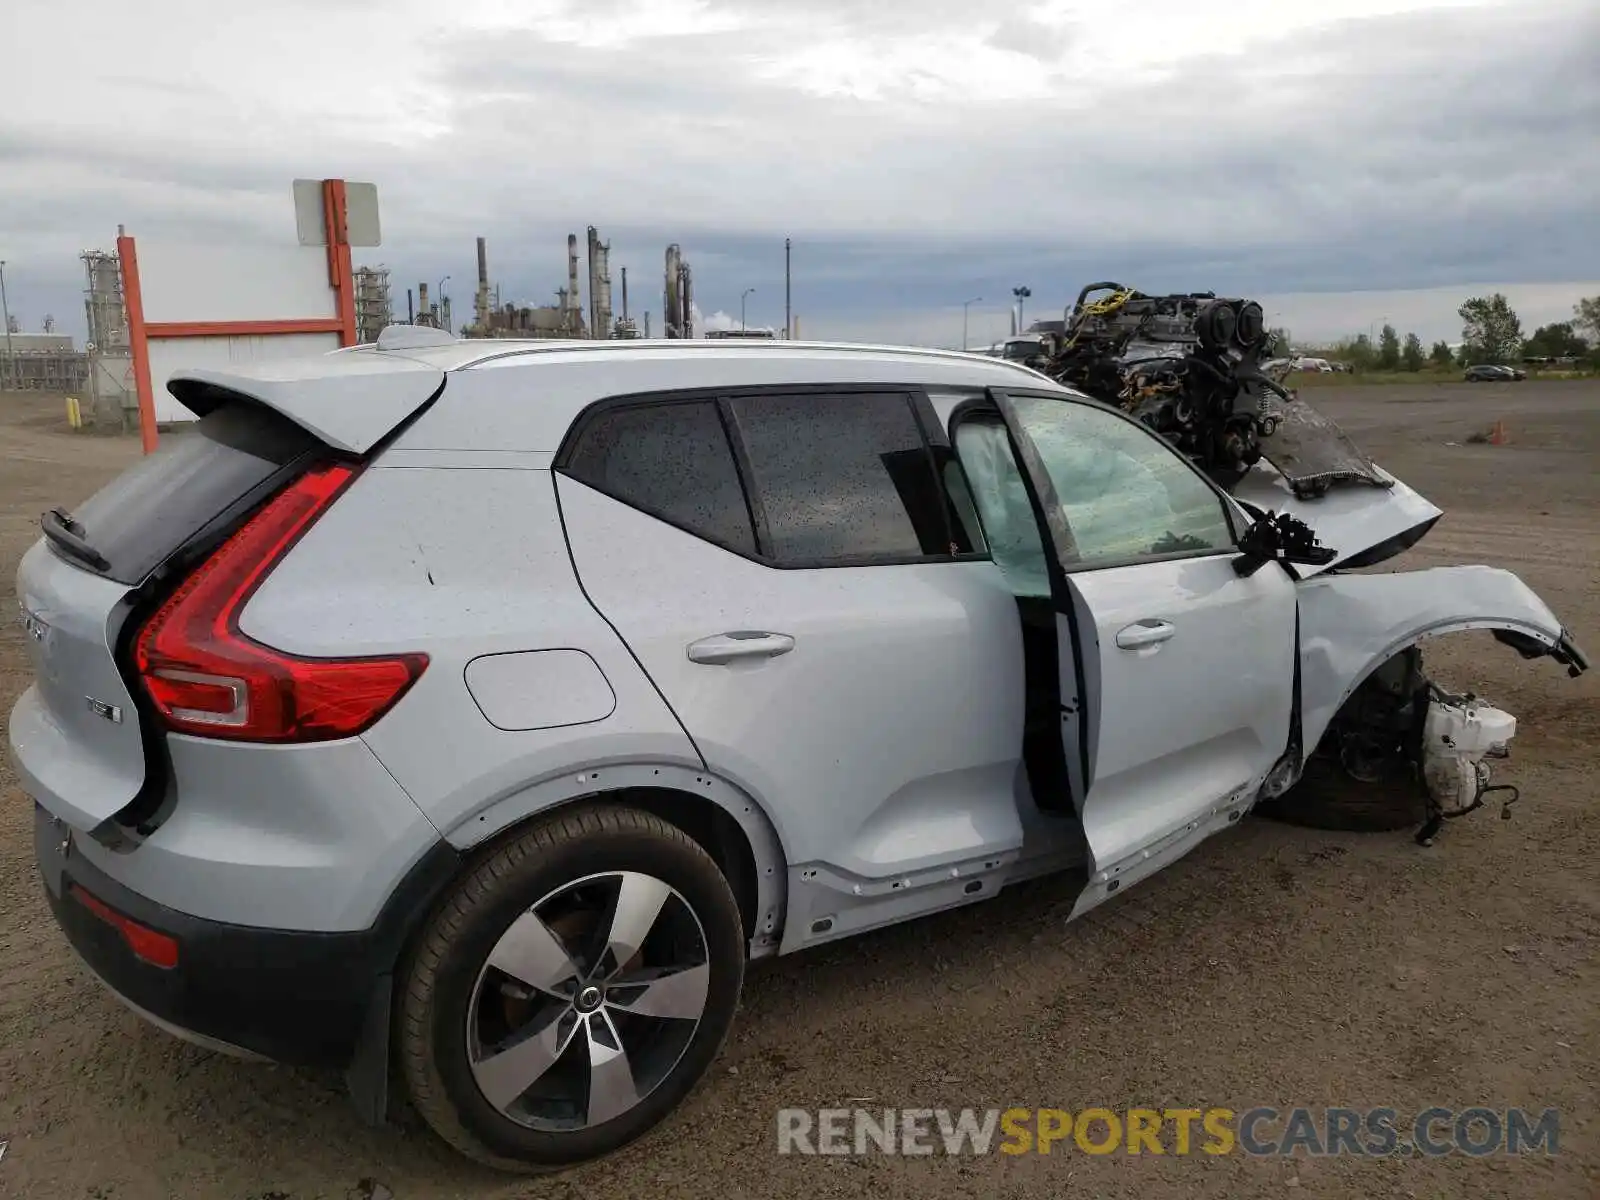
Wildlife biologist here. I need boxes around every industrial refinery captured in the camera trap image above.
[0,213,782,432]
[395,229,708,342]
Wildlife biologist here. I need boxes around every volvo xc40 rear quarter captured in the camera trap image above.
[11,341,1023,1172]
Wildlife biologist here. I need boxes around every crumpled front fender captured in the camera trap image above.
[1297,565,1588,757]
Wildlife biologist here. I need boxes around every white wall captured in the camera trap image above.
[149,333,336,422]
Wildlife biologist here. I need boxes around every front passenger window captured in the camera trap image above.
[1007,395,1236,567]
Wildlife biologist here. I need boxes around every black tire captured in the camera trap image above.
[398,803,746,1172]
[1255,756,1430,833]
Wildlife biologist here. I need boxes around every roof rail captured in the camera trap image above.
[452,338,1046,375]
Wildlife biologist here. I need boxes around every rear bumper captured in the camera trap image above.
[36,802,460,1069]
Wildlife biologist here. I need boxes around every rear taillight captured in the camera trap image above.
[133,462,427,742]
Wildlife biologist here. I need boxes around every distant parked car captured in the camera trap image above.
[1465,364,1525,382]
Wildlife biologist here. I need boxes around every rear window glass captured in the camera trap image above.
[727,391,953,564]
[65,402,320,585]
[562,400,757,555]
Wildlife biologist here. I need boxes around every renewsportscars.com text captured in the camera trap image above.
[776,1106,1560,1157]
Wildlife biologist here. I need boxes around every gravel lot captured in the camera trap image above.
[2,381,1596,1200]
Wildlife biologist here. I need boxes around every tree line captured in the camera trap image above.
[1287,294,1600,372]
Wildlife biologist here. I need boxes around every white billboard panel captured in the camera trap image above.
[136,242,337,325]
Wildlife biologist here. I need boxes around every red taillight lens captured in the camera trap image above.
[134,462,428,742]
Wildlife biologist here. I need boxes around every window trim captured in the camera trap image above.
[555,383,992,571]
[948,389,1245,575]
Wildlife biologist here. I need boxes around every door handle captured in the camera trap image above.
[686,631,796,665]
[1114,619,1176,650]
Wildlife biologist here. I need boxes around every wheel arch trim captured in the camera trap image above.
[439,762,790,958]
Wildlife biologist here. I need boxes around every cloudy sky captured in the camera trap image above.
[3,0,1597,348]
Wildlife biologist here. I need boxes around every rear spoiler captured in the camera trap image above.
[167,355,446,455]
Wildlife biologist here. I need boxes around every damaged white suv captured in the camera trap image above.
[11,330,1587,1173]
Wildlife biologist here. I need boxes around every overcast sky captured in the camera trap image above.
[3,0,1597,348]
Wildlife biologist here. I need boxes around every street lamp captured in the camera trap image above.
[1012,285,1032,334]
[741,287,755,331]
[0,260,14,391]
[961,296,982,351]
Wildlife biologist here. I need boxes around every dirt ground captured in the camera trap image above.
[1,382,1596,1200]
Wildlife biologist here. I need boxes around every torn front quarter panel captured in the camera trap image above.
[1296,565,1588,760]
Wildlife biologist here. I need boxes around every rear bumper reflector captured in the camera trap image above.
[70,883,180,969]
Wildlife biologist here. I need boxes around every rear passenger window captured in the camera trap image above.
[563,401,757,555]
[727,391,952,565]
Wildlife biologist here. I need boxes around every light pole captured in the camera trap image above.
[0,260,14,391]
[962,296,982,351]
[1011,285,1031,335]
[741,287,755,331]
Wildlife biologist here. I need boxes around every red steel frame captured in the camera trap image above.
[119,178,359,454]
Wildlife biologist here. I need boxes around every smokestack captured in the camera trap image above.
[587,228,598,339]
[586,227,612,340]
[567,234,582,334]
[475,237,489,330]
[407,288,414,324]
[664,245,680,337]
[596,236,612,338]
[621,267,629,324]
[681,262,694,338]
[785,238,792,340]
[418,282,429,327]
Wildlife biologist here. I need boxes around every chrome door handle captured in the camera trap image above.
[686,631,796,664]
[1114,619,1176,650]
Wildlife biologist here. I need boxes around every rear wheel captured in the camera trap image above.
[398,803,746,1172]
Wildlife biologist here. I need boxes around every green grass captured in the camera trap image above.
[1289,368,1599,387]
[1290,369,1457,387]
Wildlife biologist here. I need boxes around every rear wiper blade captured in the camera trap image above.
[42,507,111,572]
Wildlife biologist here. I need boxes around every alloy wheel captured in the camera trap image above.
[466,870,711,1131]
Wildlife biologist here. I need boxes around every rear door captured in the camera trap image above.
[969,390,1299,906]
[556,386,1030,951]
[10,401,324,830]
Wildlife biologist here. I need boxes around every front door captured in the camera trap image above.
[971,389,1299,911]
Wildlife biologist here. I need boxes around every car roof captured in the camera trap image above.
[339,335,1055,384]
[170,335,1065,454]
